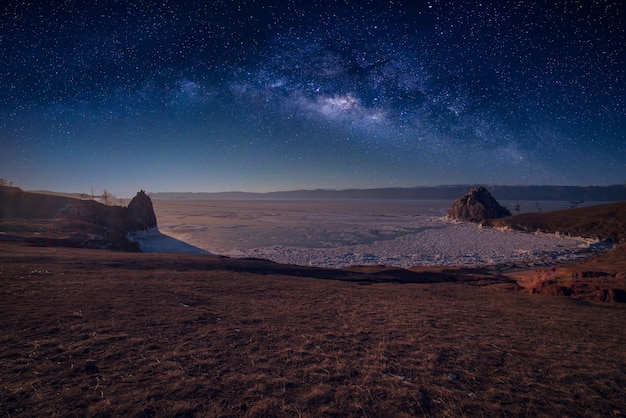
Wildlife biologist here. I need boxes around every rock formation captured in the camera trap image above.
[447,186,511,222]
[126,190,157,231]
[0,186,158,250]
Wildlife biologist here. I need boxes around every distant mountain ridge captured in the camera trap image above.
[151,185,626,202]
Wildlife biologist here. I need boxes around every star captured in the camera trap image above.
[0,1,623,194]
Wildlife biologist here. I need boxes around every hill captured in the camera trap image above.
[0,186,157,250]
[484,201,626,243]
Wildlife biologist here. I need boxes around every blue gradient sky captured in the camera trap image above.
[1,1,624,197]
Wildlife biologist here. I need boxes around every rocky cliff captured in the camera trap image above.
[447,186,512,222]
[0,187,158,250]
[126,190,157,231]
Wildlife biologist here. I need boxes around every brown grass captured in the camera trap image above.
[486,201,626,243]
[509,243,626,303]
[1,242,625,417]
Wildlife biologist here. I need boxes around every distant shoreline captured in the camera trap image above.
[149,184,626,202]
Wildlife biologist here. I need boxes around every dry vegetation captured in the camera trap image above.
[1,242,626,417]
[486,201,626,302]
[511,243,626,302]
[486,201,626,243]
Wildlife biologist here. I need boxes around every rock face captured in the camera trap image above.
[447,186,511,222]
[0,186,154,251]
[126,190,157,231]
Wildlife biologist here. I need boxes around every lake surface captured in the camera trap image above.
[151,199,612,268]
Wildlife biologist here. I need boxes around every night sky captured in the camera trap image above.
[1,1,624,196]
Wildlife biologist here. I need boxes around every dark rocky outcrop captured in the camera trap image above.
[126,190,157,231]
[0,186,158,250]
[447,186,511,222]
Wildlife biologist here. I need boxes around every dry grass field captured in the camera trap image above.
[1,242,625,417]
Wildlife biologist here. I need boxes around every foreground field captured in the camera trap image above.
[1,242,625,417]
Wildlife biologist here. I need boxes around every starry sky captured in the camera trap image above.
[1,1,624,196]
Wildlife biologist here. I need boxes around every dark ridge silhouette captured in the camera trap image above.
[484,201,626,243]
[151,184,626,201]
[0,186,159,250]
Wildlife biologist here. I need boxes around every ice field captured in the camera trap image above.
[148,199,612,269]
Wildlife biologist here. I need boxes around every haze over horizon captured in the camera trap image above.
[2,1,624,197]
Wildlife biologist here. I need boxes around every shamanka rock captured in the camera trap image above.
[447,186,512,222]
[126,190,157,231]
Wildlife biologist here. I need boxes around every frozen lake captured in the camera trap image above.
[149,199,612,269]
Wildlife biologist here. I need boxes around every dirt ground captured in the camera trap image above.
[511,243,626,302]
[1,242,625,417]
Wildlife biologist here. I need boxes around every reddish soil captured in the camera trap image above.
[511,243,626,302]
[2,242,626,417]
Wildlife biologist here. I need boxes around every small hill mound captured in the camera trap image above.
[447,186,511,222]
[485,201,626,243]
